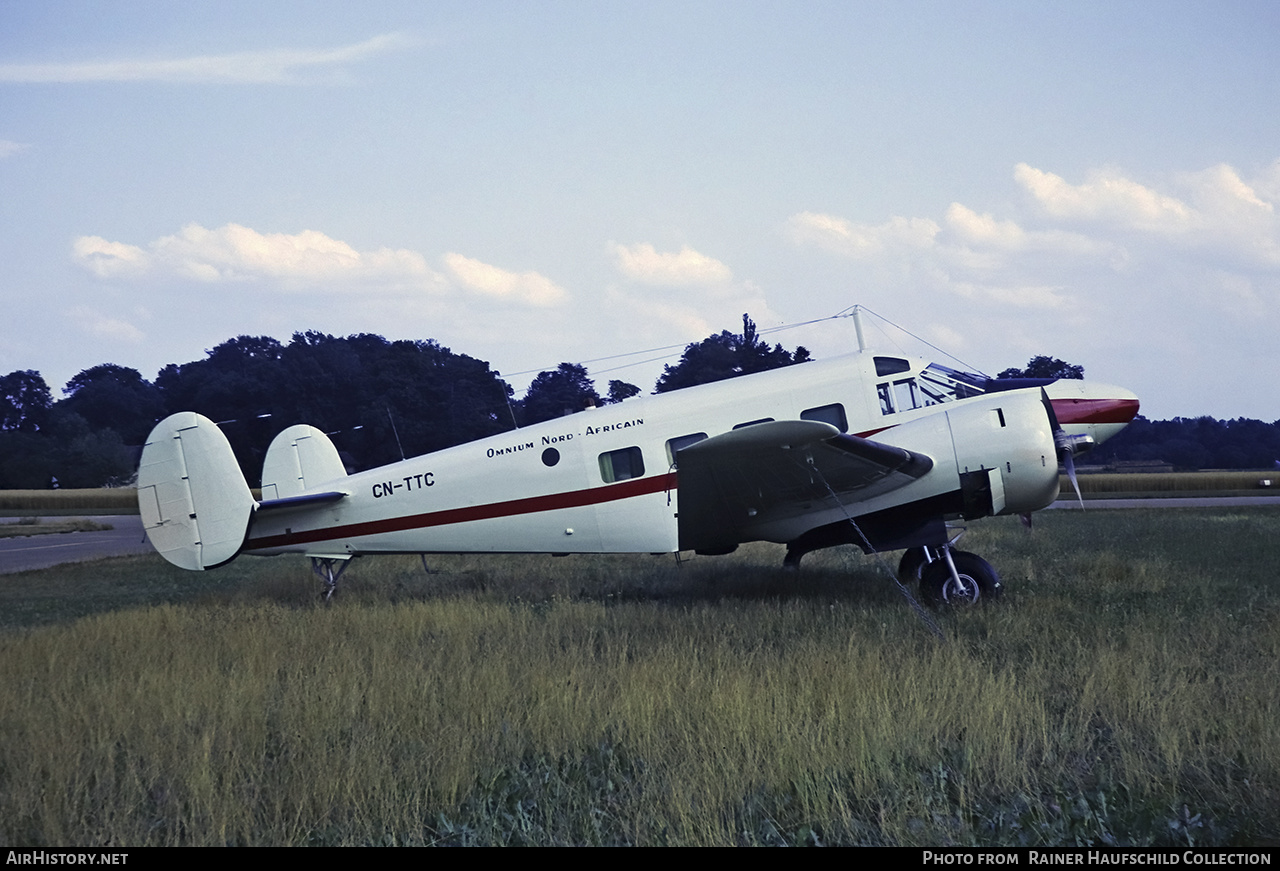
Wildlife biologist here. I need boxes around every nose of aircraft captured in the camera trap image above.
[1046,381,1140,445]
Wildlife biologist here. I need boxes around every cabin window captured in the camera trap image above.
[877,383,894,415]
[665,432,707,467]
[893,379,921,412]
[733,418,774,430]
[599,447,645,483]
[801,403,848,432]
[875,356,911,377]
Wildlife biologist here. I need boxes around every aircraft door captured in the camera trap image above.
[587,439,679,553]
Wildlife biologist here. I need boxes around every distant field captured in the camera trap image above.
[1072,470,1278,497]
[0,517,112,538]
[1,508,1277,846]
[0,489,138,515]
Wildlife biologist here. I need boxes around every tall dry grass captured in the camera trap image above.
[1071,470,1277,495]
[0,489,138,515]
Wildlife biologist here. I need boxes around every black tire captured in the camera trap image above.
[920,551,1001,607]
[952,551,1001,600]
[898,547,930,582]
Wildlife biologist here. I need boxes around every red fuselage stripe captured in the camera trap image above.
[245,471,679,551]
[1050,398,1141,425]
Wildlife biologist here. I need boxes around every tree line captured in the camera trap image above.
[0,316,811,488]
[2,329,1275,489]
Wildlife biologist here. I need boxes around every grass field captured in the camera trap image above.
[0,489,139,515]
[0,517,113,538]
[1072,471,1278,497]
[1,508,1278,846]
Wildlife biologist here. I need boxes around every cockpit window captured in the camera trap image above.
[893,379,921,412]
[918,363,988,404]
[877,383,894,415]
[879,364,988,416]
[801,403,848,432]
[874,356,911,377]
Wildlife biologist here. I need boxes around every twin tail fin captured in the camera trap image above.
[138,414,348,570]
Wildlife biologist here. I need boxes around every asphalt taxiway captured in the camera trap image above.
[0,516,150,574]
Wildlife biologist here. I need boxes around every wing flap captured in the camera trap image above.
[676,420,933,552]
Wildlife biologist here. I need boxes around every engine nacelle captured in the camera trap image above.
[944,389,1060,517]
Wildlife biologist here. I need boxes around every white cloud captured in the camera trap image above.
[948,281,1071,309]
[786,159,1280,418]
[0,33,412,84]
[1178,164,1280,267]
[611,242,733,285]
[73,223,443,291]
[786,212,940,259]
[944,204,1028,249]
[0,140,30,158]
[72,236,150,279]
[1014,163,1197,233]
[442,253,569,307]
[1013,162,1280,269]
[1250,158,1280,207]
[1183,163,1272,213]
[943,204,1114,267]
[67,306,145,343]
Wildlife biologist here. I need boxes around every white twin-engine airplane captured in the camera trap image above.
[137,340,1139,605]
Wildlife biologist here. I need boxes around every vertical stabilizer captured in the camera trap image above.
[137,412,255,570]
[260,424,346,500]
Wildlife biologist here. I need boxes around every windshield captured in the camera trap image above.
[917,363,989,405]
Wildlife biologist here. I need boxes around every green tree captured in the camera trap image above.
[43,410,136,488]
[605,380,641,404]
[654,314,810,393]
[0,431,55,488]
[520,363,601,425]
[998,356,1084,380]
[153,333,515,477]
[155,336,286,474]
[0,370,53,432]
[60,364,164,445]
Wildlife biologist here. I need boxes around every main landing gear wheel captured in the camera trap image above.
[919,550,1001,607]
[898,546,930,583]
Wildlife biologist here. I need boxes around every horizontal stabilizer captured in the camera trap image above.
[136,412,256,570]
[256,490,348,513]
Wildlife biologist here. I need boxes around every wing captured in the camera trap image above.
[675,420,933,553]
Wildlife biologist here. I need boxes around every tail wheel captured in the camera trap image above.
[920,550,1001,607]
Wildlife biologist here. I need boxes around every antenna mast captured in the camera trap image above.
[852,305,867,352]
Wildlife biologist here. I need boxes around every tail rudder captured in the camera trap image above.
[260,424,347,500]
[137,412,255,570]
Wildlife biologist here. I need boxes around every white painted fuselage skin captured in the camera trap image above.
[241,351,1138,560]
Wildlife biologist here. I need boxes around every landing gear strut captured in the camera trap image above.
[311,557,350,601]
[900,545,1001,606]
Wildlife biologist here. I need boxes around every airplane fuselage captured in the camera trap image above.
[241,351,1138,560]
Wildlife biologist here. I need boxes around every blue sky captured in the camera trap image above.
[2,1,1278,420]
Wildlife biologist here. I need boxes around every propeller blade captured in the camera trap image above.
[1063,446,1084,509]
